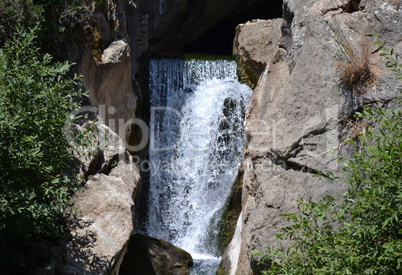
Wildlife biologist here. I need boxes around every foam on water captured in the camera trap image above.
[144,57,251,273]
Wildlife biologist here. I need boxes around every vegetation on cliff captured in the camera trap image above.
[0,1,111,271]
[0,0,105,61]
[0,26,86,272]
[259,46,402,274]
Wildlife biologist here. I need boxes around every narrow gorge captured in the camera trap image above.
[18,0,401,274]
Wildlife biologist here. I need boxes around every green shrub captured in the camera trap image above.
[0,0,42,46]
[0,0,91,58]
[0,27,84,271]
[259,45,402,274]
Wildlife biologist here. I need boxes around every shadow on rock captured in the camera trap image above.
[63,219,110,274]
[119,234,193,275]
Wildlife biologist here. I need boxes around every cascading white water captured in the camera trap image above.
[146,57,251,272]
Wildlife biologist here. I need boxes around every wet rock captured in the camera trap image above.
[118,234,193,275]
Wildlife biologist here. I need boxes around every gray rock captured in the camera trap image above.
[72,123,127,181]
[118,234,193,275]
[222,0,402,273]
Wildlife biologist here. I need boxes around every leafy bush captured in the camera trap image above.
[260,46,402,274]
[0,0,92,58]
[0,27,84,271]
[0,0,41,46]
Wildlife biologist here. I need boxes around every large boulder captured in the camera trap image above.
[31,123,141,275]
[234,18,283,88]
[221,0,402,273]
[62,124,141,274]
[118,234,193,275]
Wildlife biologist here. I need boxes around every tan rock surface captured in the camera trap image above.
[64,125,141,274]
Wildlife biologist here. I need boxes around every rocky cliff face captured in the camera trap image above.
[220,0,402,274]
[75,1,144,147]
[75,0,275,144]
[60,0,402,274]
[59,0,282,273]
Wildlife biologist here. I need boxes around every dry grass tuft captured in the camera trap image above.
[342,117,368,143]
[334,34,379,95]
[388,0,400,9]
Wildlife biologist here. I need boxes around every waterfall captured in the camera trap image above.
[144,57,251,270]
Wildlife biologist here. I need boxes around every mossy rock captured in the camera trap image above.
[83,24,104,62]
[236,53,266,88]
[216,168,243,255]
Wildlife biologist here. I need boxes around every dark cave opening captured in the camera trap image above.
[182,0,283,55]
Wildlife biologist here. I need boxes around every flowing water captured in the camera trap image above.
[144,57,251,274]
